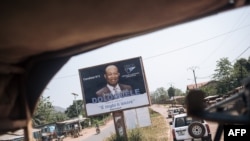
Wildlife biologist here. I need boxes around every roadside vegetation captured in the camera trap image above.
[150,57,250,104]
[105,108,169,141]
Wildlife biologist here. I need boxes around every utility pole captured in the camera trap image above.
[71,93,79,116]
[188,66,198,89]
[168,82,174,88]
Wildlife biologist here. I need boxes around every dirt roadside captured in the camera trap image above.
[61,104,170,141]
[62,119,114,141]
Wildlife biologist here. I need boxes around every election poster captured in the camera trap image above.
[78,56,150,116]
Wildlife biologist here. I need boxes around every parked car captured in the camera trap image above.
[170,113,212,141]
[167,107,185,118]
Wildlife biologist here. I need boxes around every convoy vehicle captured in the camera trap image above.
[167,107,185,118]
[170,113,212,141]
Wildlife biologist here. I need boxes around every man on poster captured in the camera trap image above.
[96,64,133,102]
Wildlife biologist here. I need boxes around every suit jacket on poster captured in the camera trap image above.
[96,84,132,101]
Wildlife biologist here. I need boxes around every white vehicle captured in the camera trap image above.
[170,113,212,141]
[167,107,185,118]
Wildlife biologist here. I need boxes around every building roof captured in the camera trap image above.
[0,128,40,140]
[186,80,217,91]
[56,117,87,125]
[186,81,209,90]
[0,134,24,140]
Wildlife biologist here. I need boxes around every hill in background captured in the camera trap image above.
[54,106,66,113]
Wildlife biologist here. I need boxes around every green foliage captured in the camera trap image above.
[53,111,69,122]
[104,128,144,141]
[174,88,185,96]
[150,87,185,104]
[232,58,249,87]
[154,87,168,96]
[32,96,68,126]
[168,87,175,98]
[212,57,250,94]
[90,113,111,127]
[105,134,127,141]
[213,58,232,78]
[199,81,218,96]
[32,96,53,126]
[213,57,234,94]
[127,128,143,141]
[151,87,169,104]
[65,100,84,118]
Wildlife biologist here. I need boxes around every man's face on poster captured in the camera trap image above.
[104,65,120,86]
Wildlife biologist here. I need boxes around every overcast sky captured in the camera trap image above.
[43,6,250,108]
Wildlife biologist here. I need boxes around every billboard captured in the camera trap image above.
[78,57,150,116]
[124,107,151,129]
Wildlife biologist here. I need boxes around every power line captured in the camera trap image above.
[230,31,250,54]
[232,46,250,62]
[144,24,250,61]
[198,8,249,66]
[53,24,250,80]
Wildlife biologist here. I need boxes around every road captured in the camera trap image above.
[206,121,224,141]
[82,122,115,141]
[62,119,115,141]
[63,104,223,141]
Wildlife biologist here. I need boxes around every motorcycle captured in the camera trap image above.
[96,124,100,134]
[96,127,100,134]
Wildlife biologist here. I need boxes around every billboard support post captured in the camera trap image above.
[112,111,128,141]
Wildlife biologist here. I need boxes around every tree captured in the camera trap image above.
[232,58,249,87]
[32,96,54,126]
[213,57,233,94]
[65,100,84,118]
[32,96,68,126]
[168,87,175,98]
[53,112,69,122]
[173,88,184,96]
[152,87,168,103]
[200,83,218,97]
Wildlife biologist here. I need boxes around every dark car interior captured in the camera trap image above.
[0,1,250,140]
